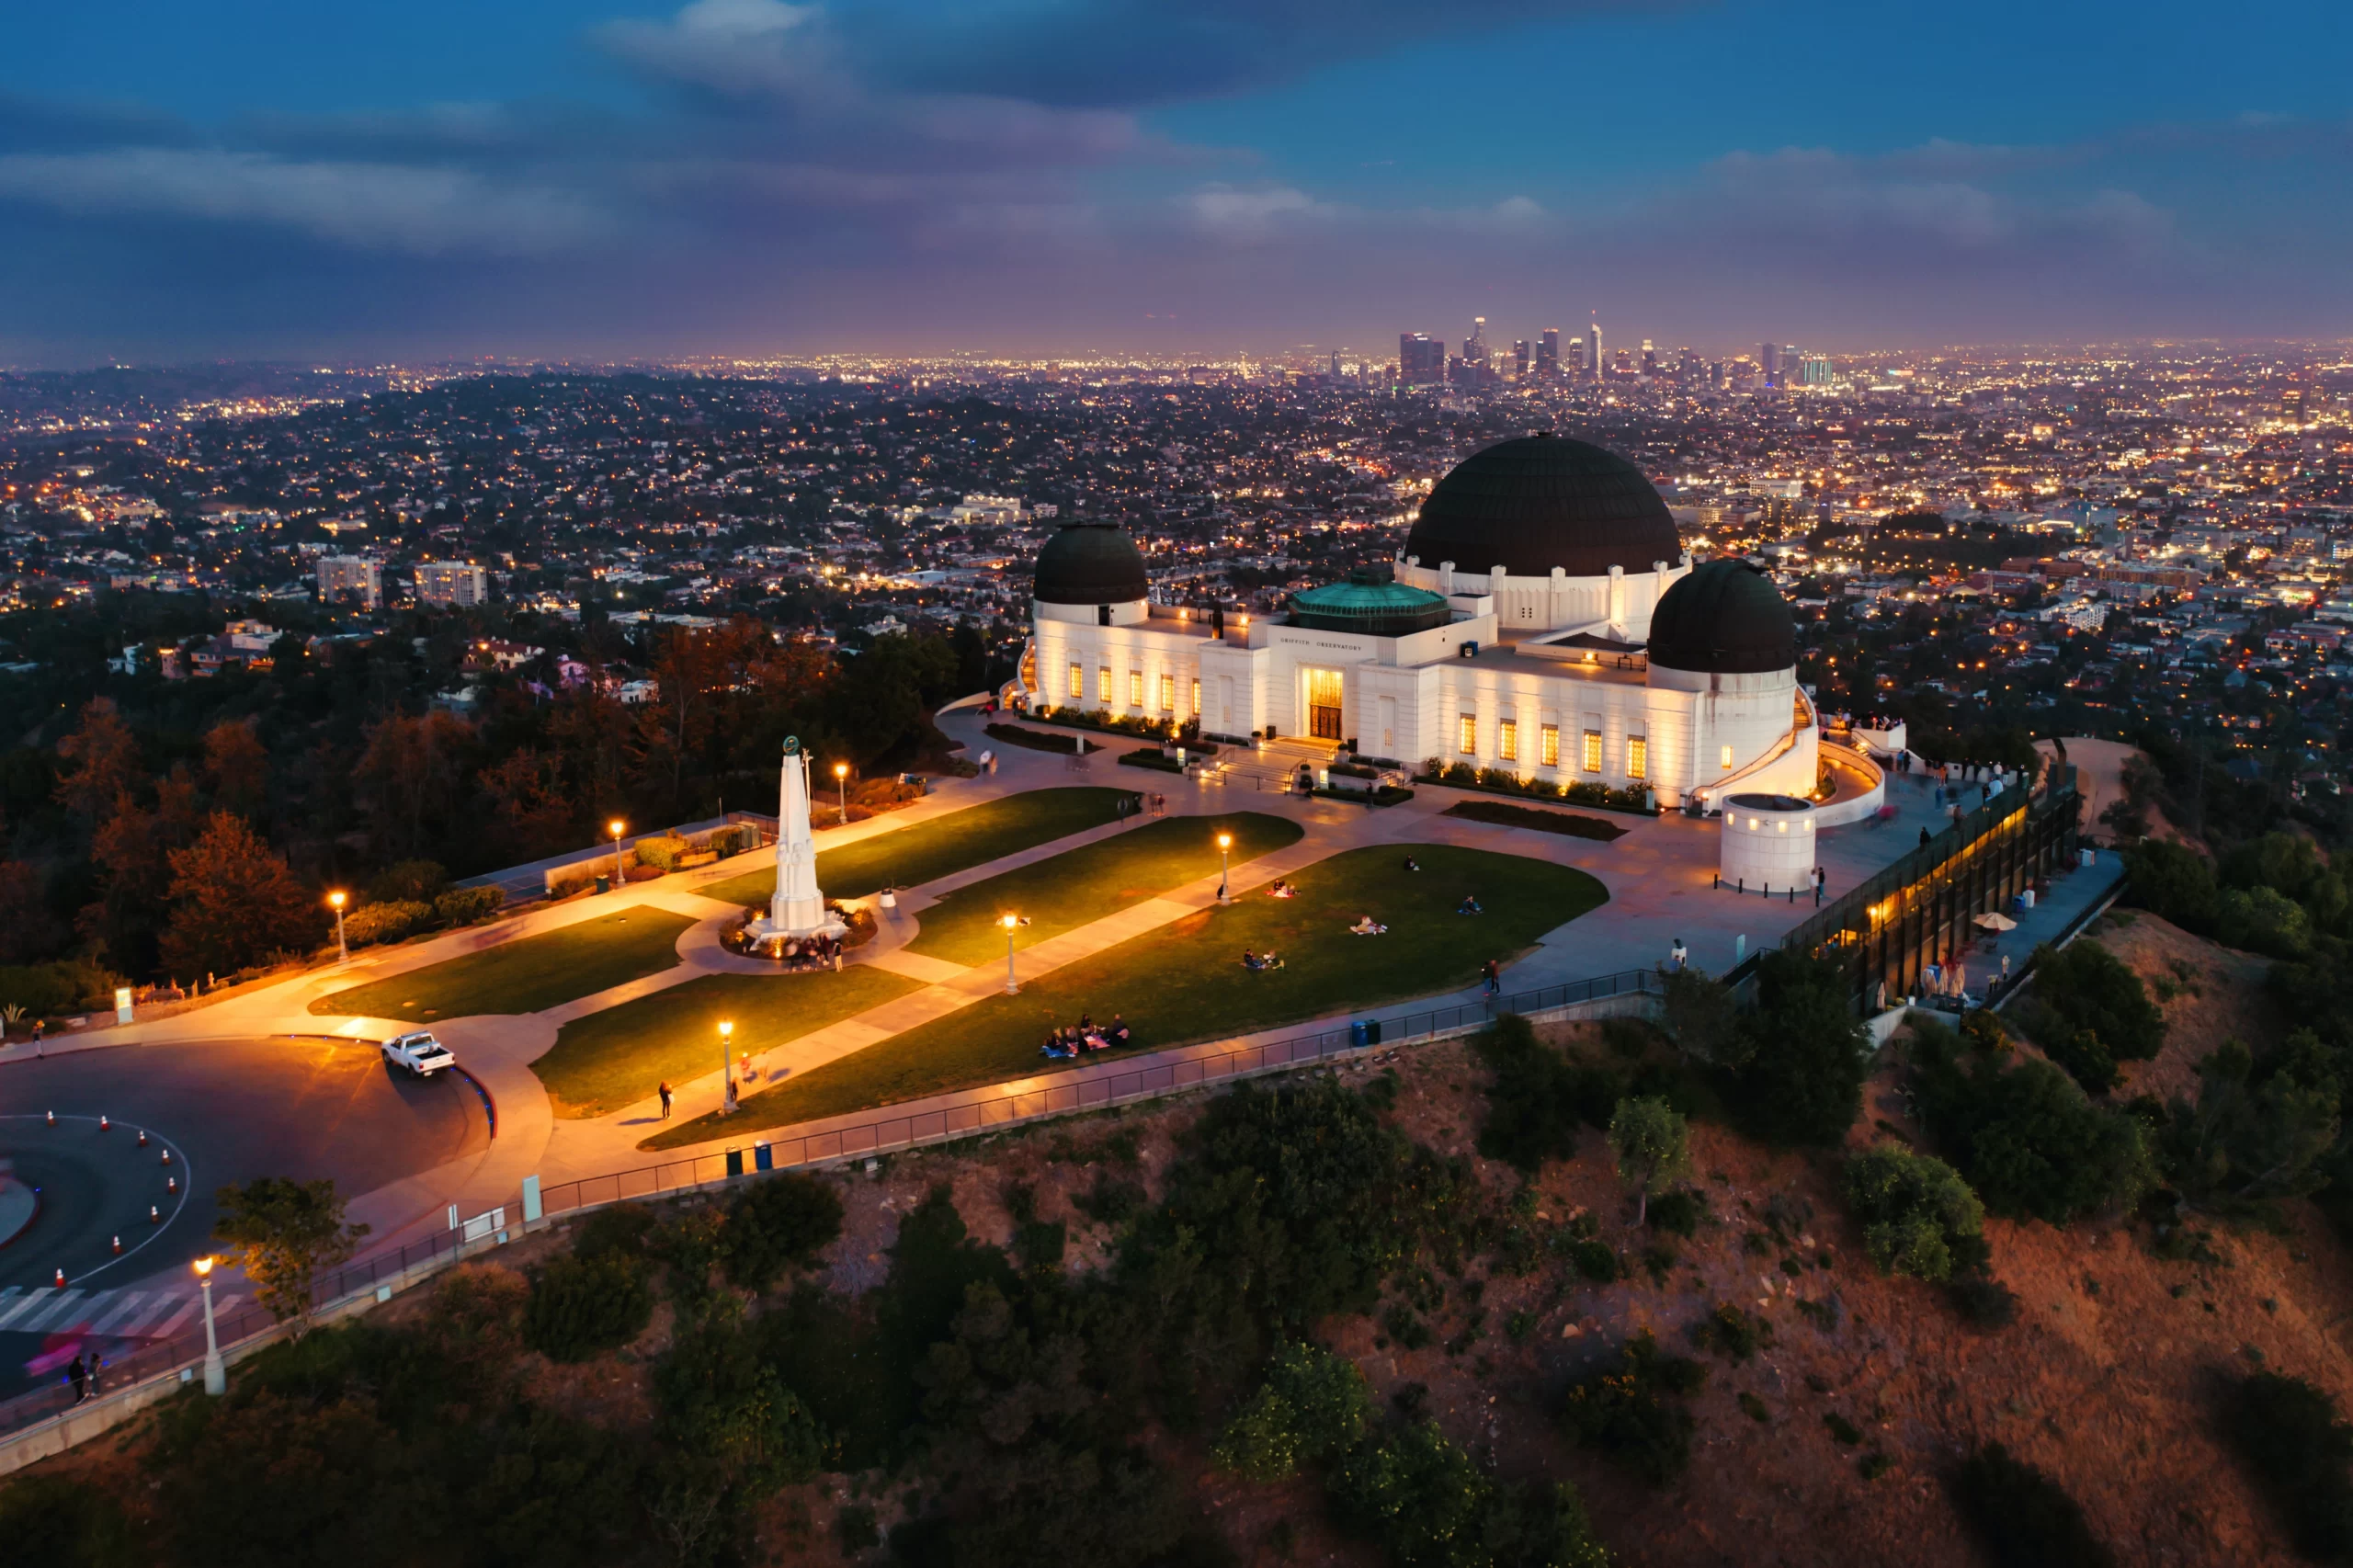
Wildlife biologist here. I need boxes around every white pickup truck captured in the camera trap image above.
[381,1030,456,1078]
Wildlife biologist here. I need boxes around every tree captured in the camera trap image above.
[2227,1373,2353,1561]
[212,1176,370,1329]
[2025,939,2165,1065]
[159,812,322,979]
[1730,950,1869,1146]
[1843,1142,1986,1282]
[1472,1013,1583,1174]
[476,747,577,861]
[201,717,270,821]
[351,710,474,859]
[1212,1341,1373,1482]
[2159,1039,2342,1212]
[720,1172,845,1291]
[51,697,139,824]
[1658,965,1745,1068]
[1608,1096,1691,1227]
[0,860,62,965]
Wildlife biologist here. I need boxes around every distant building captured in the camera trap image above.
[1537,328,1560,378]
[1759,343,1780,387]
[1398,333,1446,384]
[316,554,381,608]
[1585,323,1603,382]
[415,560,488,608]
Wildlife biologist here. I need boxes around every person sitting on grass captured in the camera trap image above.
[1402,855,1421,871]
[1267,878,1297,899]
[1457,893,1483,915]
[1241,949,1286,971]
[1108,1014,1131,1047]
[1348,915,1387,936]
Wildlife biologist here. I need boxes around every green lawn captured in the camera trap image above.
[904,811,1301,967]
[310,908,697,1022]
[701,786,1135,907]
[531,966,922,1119]
[643,844,1606,1147]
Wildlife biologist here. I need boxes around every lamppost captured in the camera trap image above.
[194,1255,224,1395]
[1001,912,1022,994]
[719,1019,737,1114]
[833,762,849,828]
[327,890,348,963]
[1216,833,1233,904]
[608,818,627,888]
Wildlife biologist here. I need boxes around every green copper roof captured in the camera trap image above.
[1289,572,1452,634]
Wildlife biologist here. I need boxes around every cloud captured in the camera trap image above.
[0,149,604,254]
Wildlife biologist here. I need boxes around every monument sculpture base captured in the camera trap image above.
[742,914,849,952]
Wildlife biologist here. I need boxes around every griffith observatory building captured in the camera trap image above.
[1012,434,1819,811]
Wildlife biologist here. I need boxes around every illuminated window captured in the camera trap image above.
[1159,673,1175,712]
[1540,723,1560,767]
[1498,719,1518,762]
[1097,665,1110,704]
[1721,744,1734,768]
[1067,662,1083,700]
[1129,669,1142,708]
[1627,736,1647,779]
[1190,676,1201,716]
[1458,713,1477,755]
[1582,730,1602,773]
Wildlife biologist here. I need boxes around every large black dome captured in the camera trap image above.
[1033,522,1147,605]
[1645,559,1796,674]
[1404,434,1682,578]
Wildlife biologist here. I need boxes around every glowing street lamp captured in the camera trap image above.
[194,1255,224,1395]
[832,762,850,828]
[327,890,348,963]
[1216,833,1233,904]
[608,819,627,888]
[719,1019,737,1114]
[1001,912,1022,994]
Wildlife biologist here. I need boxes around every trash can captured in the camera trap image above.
[754,1142,773,1172]
[595,874,610,895]
[1349,1021,1369,1049]
[1362,1018,1382,1047]
[724,1147,743,1177]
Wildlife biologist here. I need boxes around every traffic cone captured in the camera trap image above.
[149,1205,160,1224]
[137,1130,148,1147]
[53,1268,64,1287]
[45,1109,53,1126]
[159,1149,171,1165]
[111,1235,121,1255]
[166,1175,178,1194]
[98,1114,109,1131]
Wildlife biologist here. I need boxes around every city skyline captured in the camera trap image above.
[4,0,2352,364]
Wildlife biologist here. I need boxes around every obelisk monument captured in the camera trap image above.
[748,736,846,945]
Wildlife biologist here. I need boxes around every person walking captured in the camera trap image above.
[1482,958,1501,996]
[67,1353,87,1404]
[657,1081,673,1119]
[1813,865,1827,906]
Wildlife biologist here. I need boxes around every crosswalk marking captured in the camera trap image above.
[15,1290,84,1333]
[86,1292,148,1335]
[0,1284,208,1341]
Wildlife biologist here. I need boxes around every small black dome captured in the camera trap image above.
[1646,559,1796,674]
[1033,522,1147,605]
[1404,434,1682,578]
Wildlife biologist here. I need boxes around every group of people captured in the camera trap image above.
[1348,915,1388,936]
[773,933,844,971]
[1457,894,1484,915]
[1266,878,1298,899]
[1039,1013,1133,1059]
[1241,949,1286,971]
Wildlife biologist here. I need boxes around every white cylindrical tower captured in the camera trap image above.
[1718,792,1818,894]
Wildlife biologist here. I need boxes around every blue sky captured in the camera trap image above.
[2,0,2348,363]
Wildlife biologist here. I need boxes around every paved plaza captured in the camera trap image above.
[0,699,2116,1314]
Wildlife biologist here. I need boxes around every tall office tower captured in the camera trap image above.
[1568,335,1589,378]
[1513,339,1530,376]
[1399,333,1446,383]
[1537,328,1560,377]
[1799,355,1833,387]
[2282,386,2308,422]
[1640,340,1657,378]
[1759,342,1780,386]
[1585,322,1603,381]
[1466,316,1489,368]
[1330,351,1344,380]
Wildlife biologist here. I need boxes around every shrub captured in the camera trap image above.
[1947,1272,2019,1327]
[1332,1419,1608,1568]
[1730,950,1870,1146]
[432,885,504,926]
[2159,1039,2343,1213]
[1647,1187,1705,1238]
[549,865,601,899]
[0,958,123,1017]
[1693,1302,1772,1363]
[633,835,691,872]
[2030,939,2165,1063]
[1472,1014,1584,1173]
[2040,1028,2121,1095]
[1908,1017,2155,1225]
[1951,1443,2116,1568]
[1560,1329,1706,1484]
[2226,1372,2353,1561]
[0,1475,130,1566]
[525,1249,654,1362]
[573,1201,658,1261]
[341,900,432,949]
[367,859,448,904]
[2216,885,2313,959]
[1212,1342,1372,1482]
[720,1173,845,1292]
[2124,838,2218,930]
[1843,1143,1987,1283]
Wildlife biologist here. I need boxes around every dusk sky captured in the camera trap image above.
[5,0,2350,364]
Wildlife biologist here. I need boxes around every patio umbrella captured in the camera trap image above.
[1972,912,2018,932]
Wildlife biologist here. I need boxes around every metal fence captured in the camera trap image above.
[0,965,1661,1443]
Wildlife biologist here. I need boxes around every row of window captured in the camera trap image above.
[1067,661,1200,716]
[1457,715,1649,779]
